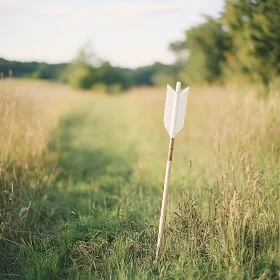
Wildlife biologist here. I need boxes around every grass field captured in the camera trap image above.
[0,79,279,279]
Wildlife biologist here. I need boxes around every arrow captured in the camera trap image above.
[155,81,189,263]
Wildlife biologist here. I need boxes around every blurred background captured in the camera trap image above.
[1,1,280,279]
[1,0,279,94]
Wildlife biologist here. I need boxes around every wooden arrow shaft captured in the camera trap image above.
[155,137,174,263]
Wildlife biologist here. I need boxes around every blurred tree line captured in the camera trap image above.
[0,43,175,93]
[170,0,280,90]
[1,0,279,92]
[0,55,173,93]
[0,58,68,80]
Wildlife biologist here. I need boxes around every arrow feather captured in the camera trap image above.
[164,85,189,137]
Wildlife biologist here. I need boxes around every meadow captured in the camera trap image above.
[0,78,279,279]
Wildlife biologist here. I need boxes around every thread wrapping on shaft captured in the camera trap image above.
[167,138,174,161]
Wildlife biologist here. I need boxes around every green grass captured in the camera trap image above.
[0,82,279,279]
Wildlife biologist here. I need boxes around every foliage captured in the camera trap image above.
[61,56,176,91]
[62,61,95,89]
[170,17,231,85]
[96,62,130,91]
[170,0,280,89]
[0,58,67,80]
[0,48,180,91]
[0,57,176,92]
[223,0,280,87]
[130,62,171,86]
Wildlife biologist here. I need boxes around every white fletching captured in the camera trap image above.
[164,83,189,138]
[156,81,190,263]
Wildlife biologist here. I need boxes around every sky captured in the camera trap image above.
[0,0,224,68]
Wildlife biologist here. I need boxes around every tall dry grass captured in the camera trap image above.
[0,79,279,278]
[158,86,280,278]
[0,78,86,237]
[123,85,280,277]
[0,77,47,235]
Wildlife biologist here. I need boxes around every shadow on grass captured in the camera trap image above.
[14,109,162,279]
[40,110,136,222]
[1,107,161,279]
[50,111,134,180]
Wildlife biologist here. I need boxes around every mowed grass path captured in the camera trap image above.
[2,82,279,279]
[19,92,166,279]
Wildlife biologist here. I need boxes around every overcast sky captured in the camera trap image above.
[0,0,224,68]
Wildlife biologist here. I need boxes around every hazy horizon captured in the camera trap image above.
[0,0,224,68]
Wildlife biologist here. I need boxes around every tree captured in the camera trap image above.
[62,43,97,89]
[223,0,280,87]
[96,61,130,91]
[170,17,231,85]
[62,61,95,89]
